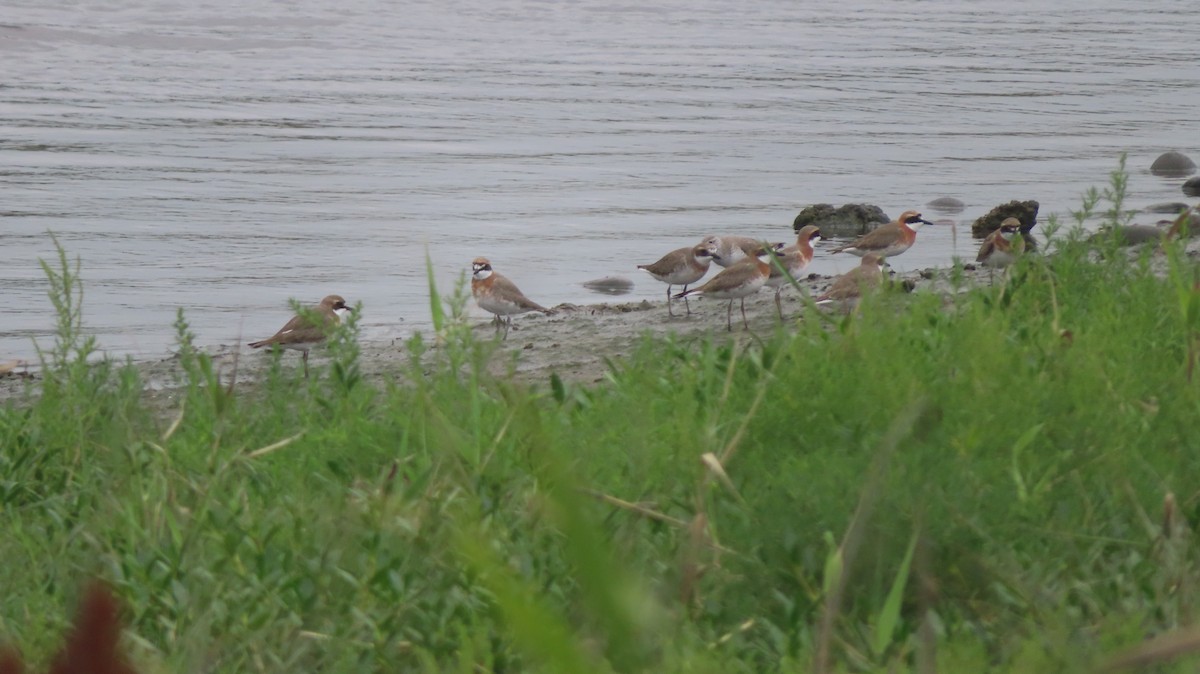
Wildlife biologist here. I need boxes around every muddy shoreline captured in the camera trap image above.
[0,262,972,402]
[3,237,1196,405]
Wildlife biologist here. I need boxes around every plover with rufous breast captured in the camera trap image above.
[471,257,551,340]
[765,225,821,319]
[830,210,933,259]
[248,294,350,378]
[674,253,771,332]
[976,217,1025,283]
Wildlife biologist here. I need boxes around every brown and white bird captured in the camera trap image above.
[976,217,1026,282]
[830,210,933,259]
[815,254,884,309]
[674,252,771,331]
[637,242,717,317]
[699,235,785,268]
[471,257,550,339]
[248,294,350,378]
[764,225,822,319]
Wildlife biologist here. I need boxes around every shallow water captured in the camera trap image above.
[3,0,1199,361]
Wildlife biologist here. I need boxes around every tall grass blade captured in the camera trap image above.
[872,531,918,658]
[425,247,445,334]
[458,533,608,674]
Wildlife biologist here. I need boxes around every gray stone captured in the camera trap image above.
[793,203,889,238]
[1183,177,1200,198]
[1151,151,1197,177]
[581,276,634,296]
[1145,202,1191,214]
[925,197,966,214]
[1089,225,1165,247]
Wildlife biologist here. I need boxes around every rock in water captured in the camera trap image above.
[926,197,966,214]
[793,203,889,238]
[1089,224,1165,247]
[1183,177,1200,198]
[1145,202,1191,214]
[1151,151,1197,178]
[582,276,634,296]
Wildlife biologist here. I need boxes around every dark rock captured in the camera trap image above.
[1183,177,1200,198]
[581,276,634,296]
[926,197,966,214]
[972,200,1040,252]
[793,203,889,238]
[1151,151,1197,178]
[1089,225,1165,247]
[1145,202,1191,214]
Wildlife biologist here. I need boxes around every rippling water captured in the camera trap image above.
[3,0,1199,361]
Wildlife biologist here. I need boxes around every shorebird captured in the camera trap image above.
[976,217,1026,283]
[830,210,933,259]
[816,254,884,310]
[674,253,771,331]
[699,235,785,268]
[471,257,551,339]
[249,294,350,378]
[637,242,717,316]
[764,225,821,319]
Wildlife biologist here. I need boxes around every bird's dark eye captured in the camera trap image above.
[906,215,923,224]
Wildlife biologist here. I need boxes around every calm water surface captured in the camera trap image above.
[3,0,1199,361]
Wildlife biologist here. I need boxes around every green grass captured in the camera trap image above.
[3,166,1200,672]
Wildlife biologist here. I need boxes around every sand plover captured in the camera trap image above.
[675,253,771,331]
[699,235,785,268]
[830,210,933,259]
[765,225,821,319]
[816,254,884,309]
[976,217,1025,282]
[471,257,550,339]
[637,242,717,316]
[249,294,350,378]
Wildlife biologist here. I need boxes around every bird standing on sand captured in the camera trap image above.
[699,235,785,268]
[638,242,717,317]
[764,225,822,319]
[471,257,551,339]
[830,210,933,259]
[674,253,771,332]
[816,254,885,309]
[976,217,1026,282]
[249,294,351,378]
